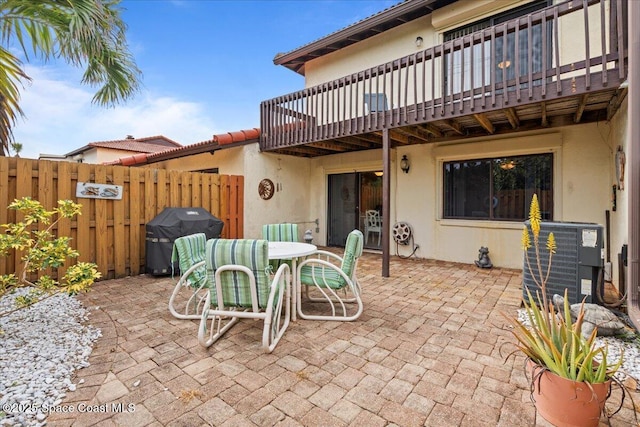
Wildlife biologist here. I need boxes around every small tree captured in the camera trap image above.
[0,197,100,315]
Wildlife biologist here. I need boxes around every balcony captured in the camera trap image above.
[260,0,627,157]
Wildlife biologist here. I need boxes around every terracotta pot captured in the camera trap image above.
[527,359,611,427]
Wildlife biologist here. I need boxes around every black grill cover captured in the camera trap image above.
[145,207,224,275]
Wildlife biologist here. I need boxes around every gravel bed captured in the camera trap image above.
[517,308,640,385]
[0,288,101,427]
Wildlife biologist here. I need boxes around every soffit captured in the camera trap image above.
[273,0,456,75]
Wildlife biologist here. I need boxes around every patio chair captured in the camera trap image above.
[297,229,363,321]
[262,223,299,270]
[198,239,290,353]
[365,210,382,246]
[168,233,209,320]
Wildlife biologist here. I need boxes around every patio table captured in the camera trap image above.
[268,241,317,321]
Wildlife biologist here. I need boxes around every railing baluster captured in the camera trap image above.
[413,52,418,121]
[432,46,436,117]
[313,89,318,142]
[600,0,607,86]
[515,17,521,101]
[405,54,411,123]
[503,22,509,103]
[491,26,497,106]
[400,57,411,123]
[422,49,427,120]
[481,30,486,109]
[527,16,533,99]
[459,38,464,113]
[396,59,402,125]
[390,61,395,125]
[616,0,625,79]
[554,7,561,94]
[470,34,475,112]
[331,81,336,137]
[382,64,387,128]
[375,66,380,129]
[541,12,547,98]
[367,69,372,130]
[583,0,591,89]
[448,42,454,115]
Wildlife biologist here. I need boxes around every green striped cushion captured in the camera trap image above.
[299,265,347,289]
[171,233,207,288]
[262,223,299,242]
[262,223,299,270]
[340,229,363,277]
[299,229,363,290]
[205,239,271,309]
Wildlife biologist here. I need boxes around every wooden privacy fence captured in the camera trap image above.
[0,157,244,280]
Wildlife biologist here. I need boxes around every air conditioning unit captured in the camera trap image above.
[523,221,604,305]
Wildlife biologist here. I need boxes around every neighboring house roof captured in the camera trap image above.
[65,135,181,157]
[105,128,260,166]
[273,0,456,75]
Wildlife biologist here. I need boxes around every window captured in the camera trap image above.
[443,0,551,95]
[443,153,553,220]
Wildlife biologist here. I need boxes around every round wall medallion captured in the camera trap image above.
[258,178,275,200]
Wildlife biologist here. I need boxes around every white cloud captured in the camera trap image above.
[12,65,218,159]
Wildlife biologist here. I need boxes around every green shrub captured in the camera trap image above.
[0,197,100,316]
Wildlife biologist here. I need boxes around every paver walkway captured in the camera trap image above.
[48,252,639,426]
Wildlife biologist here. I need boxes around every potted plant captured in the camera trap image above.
[504,194,623,427]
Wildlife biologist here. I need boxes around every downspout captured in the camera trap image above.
[628,0,640,330]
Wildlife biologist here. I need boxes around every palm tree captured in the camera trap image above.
[10,141,21,156]
[0,0,142,156]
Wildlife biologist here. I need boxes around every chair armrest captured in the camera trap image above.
[297,258,353,290]
[307,250,344,265]
[178,260,206,288]
[271,262,290,286]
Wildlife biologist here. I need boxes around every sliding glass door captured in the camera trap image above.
[328,172,383,249]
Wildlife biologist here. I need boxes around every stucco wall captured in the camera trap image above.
[290,124,614,271]
[148,146,245,175]
[242,145,312,241]
[607,99,629,290]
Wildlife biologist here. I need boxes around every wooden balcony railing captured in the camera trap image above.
[260,0,627,154]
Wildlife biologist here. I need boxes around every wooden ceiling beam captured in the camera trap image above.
[473,113,495,134]
[541,102,549,127]
[394,127,430,143]
[373,130,408,145]
[307,141,351,152]
[389,130,410,144]
[504,108,520,129]
[416,123,443,138]
[440,119,465,135]
[607,86,628,121]
[333,136,377,148]
[574,94,589,123]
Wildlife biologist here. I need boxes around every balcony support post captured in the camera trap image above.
[382,128,390,278]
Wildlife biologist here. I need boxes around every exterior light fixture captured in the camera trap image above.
[374,171,383,177]
[415,36,423,48]
[400,155,410,174]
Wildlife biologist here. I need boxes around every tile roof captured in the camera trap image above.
[105,128,260,166]
[65,135,181,157]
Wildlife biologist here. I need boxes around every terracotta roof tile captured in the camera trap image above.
[105,128,260,166]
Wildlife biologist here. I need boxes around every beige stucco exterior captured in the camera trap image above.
[145,0,629,291]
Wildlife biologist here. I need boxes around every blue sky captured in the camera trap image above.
[12,0,395,159]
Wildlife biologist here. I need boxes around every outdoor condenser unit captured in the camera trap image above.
[522,221,604,305]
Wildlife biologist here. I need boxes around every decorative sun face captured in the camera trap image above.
[258,178,274,200]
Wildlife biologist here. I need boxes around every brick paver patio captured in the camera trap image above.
[48,252,639,426]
